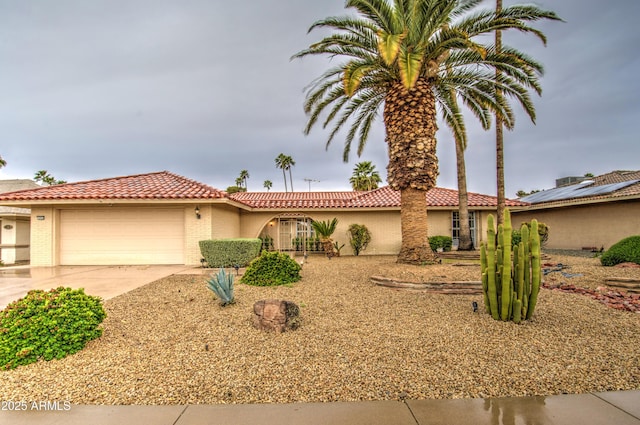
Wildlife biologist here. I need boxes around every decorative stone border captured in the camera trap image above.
[371,275,483,295]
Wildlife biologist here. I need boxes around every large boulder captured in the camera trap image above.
[252,299,301,333]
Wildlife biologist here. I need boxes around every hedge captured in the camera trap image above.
[199,238,261,267]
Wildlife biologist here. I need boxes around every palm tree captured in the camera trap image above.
[238,169,250,190]
[275,154,289,192]
[284,155,295,191]
[495,0,505,226]
[263,180,273,192]
[349,161,382,191]
[275,154,295,192]
[0,155,6,170]
[294,0,560,264]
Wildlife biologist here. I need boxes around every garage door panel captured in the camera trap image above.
[60,208,184,265]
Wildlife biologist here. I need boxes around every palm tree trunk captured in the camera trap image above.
[288,168,294,192]
[495,0,505,225]
[282,169,288,192]
[455,135,474,250]
[384,79,438,264]
[398,187,436,263]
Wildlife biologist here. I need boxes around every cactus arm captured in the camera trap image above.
[513,299,522,324]
[486,215,499,320]
[526,220,541,320]
[500,210,513,321]
[481,243,491,314]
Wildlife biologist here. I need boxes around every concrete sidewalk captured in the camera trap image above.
[1,391,639,425]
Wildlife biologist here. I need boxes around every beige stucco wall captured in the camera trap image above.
[511,200,640,250]
[238,208,469,256]
[211,203,241,239]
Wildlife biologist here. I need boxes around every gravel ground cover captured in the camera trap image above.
[1,253,639,404]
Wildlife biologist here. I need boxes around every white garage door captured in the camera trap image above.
[60,208,184,265]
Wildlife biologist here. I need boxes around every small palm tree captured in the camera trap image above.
[293,0,560,264]
[311,218,338,257]
[263,180,273,192]
[349,161,382,191]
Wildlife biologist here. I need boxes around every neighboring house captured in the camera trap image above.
[0,179,40,264]
[0,171,524,266]
[512,170,640,250]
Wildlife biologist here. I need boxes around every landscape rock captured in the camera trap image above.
[252,299,301,332]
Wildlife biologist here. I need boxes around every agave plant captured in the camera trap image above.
[206,268,235,306]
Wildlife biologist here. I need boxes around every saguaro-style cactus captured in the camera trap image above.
[480,209,542,323]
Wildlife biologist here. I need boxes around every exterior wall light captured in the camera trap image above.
[195,206,201,219]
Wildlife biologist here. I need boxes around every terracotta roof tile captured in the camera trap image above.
[0,171,226,201]
[0,171,524,209]
[231,186,526,209]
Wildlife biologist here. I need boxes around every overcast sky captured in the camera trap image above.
[1,1,638,197]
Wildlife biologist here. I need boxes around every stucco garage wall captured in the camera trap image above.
[511,200,640,250]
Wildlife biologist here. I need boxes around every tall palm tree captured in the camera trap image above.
[275,153,289,192]
[350,161,382,191]
[0,155,6,169]
[285,155,295,191]
[495,0,505,225]
[275,154,296,192]
[238,169,250,190]
[294,0,560,264]
[263,180,273,192]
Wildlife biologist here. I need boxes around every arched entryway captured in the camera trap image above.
[258,213,323,253]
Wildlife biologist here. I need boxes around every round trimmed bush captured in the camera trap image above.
[0,287,106,370]
[600,236,640,266]
[241,251,302,286]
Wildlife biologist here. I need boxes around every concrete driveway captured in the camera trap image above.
[0,264,195,310]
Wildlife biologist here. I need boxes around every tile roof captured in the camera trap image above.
[230,191,359,209]
[232,186,526,209]
[0,171,524,209]
[0,171,226,201]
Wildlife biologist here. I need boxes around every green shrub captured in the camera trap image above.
[0,287,106,370]
[241,251,302,286]
[199,238,261,267]
[348,224,371,256]
[429,235,453,252]
[511,221,549,247]
[600,235,640,266]
[511,229,522,247]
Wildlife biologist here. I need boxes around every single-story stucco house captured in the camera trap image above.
[511,170,640,250]
[0,179,40,265]
[0,171,525,266]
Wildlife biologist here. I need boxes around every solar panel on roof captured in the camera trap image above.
[521,180,639,203]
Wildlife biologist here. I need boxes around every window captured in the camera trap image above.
[452,211,477,248]
[278,218,317,251]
